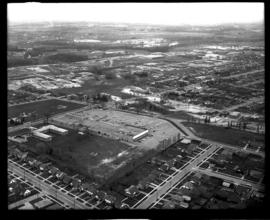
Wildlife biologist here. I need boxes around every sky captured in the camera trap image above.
[8,3,264,26]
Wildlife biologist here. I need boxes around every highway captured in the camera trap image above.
[8,160,92,209]
[133,144,221,209]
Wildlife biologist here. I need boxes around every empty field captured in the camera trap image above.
[8,99,86,119]
[182,122,264,147]
[26,128,132,182]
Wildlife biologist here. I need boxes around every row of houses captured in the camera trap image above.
[9,148,118,206]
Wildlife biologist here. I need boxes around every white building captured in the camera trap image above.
[133,130,149,142]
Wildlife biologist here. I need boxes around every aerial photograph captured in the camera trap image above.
[7,3,265,210]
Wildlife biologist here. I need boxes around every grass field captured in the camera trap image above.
[182,122,264,146]
[8,99,85,120]
[26,129,131,180]
[165,110,192,120]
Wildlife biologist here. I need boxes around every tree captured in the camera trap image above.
[43,112,51,124]
[105,72,117,80]
[35,142,48,154]
[243,122,247,130]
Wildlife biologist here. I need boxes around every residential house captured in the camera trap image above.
[95,191,106,201]
[124,185,139,198]
[49,167,59,176]
[62,175,72,185]
[104,194,116,205]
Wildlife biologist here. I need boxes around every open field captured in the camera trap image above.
[182,122,264,147]
[26,128,131,182]
[8,99,86,119]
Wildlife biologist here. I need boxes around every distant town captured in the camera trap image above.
[8,18,264,210]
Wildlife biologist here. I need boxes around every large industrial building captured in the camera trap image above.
[50,109,181,150]
[32,125,68,142]
[44,109,183,184]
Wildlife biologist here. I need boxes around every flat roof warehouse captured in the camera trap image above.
[50,109,182,151]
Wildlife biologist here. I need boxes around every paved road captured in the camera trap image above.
[193,167,265,192]
[8,192,44,209]
[222,97,264,112]
[221,69,264,80]
[134,144,221,209]
[8,161,91,209]
[8,97,52,107]
[200,138,265,158]
[10,91,87,106]
[171,120,265,158]
[229,79,264,88]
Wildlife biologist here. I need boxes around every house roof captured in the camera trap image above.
[81,183,91,190]
[72,178,81,187]
[63,175,72,184]
[193,172,202,179]
[126,185,138,194]
[49,167,59,173]
[181,139,191,144]
[104,194,116,203]
[97,191,106,199]
[35,161,42,166]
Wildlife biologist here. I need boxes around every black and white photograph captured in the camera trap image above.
[7,2,265,212]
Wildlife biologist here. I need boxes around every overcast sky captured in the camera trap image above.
[8,3,264,26]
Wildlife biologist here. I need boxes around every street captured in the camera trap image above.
[134,144,221,209]
[8,161,93,209]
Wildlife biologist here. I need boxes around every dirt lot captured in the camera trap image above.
[26,129,131,180]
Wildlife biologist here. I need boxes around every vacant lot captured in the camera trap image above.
[8,99,85,119]
[182,122,264,146]
[26,129,131,180]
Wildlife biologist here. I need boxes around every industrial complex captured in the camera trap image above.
[7,7,265,210]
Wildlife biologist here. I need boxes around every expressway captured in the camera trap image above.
[133,144,222,209]
[8,160,92,209]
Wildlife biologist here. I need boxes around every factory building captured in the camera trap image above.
[132,130,149,142]
[32,131,52,142]
[35,125,68,135]
[32,125,68,142]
